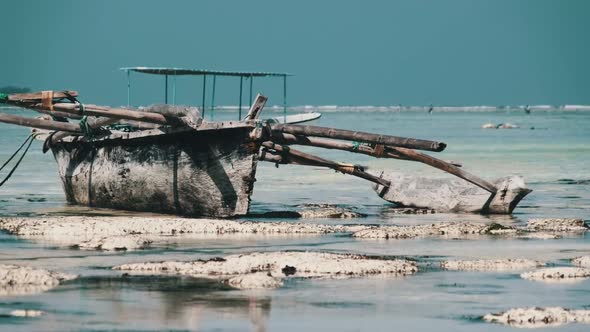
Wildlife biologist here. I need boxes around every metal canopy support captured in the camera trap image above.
[249,75,253,105]
[126,70,131,106]
[238,76,243,120]
[211,75,216,120]
[164,75,168,104]
[172,73,177,105]
[283,75,287,123]
[202,75,207,118]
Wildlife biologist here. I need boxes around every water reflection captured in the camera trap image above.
[52,275,272,331]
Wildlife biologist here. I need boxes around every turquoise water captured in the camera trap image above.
[0,107,589,331]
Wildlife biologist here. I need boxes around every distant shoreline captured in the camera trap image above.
[3,105,590,112]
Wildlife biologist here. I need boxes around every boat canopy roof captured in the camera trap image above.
[120,67,291,77]
[121,66,290,122]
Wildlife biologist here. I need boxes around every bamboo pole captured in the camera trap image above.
[0,112,81,132]
[271,124,446,152]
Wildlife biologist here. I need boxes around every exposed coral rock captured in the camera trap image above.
[441,259,544,271]
[114,251,417,289]
[387,208,436,214]
[483,307,590,328]
[297,204,367,218]
[572,256,590,268]
[0,217,354,240]
[77,236,152,251]
[226,273,284,290]
[518,233,561,240]
[521,267,590,282]
[352,222,515,239]
[526,218,588,232]
[0,264,77,296]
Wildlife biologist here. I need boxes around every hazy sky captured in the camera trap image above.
[1,0,589,106]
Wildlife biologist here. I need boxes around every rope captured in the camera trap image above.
[77,102,85,115]
[351,141,360,151]
[0,134,38,187]
[79,116,94,138]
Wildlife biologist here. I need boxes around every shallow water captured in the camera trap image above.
[0,107,589,331]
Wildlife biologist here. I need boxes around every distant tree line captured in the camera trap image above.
[0,86,31,94]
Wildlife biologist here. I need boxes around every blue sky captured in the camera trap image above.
[1,0,588,106]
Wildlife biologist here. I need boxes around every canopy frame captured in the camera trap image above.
[121,67,292,122]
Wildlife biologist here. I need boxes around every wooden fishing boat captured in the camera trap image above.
[0,68,532,216]
[51,121,261,218]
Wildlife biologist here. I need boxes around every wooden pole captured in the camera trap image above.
[271,124,446,152]
[271,132,495,193]
[17,102,177,126]
[6,90,78,102]
[50,117,120,143]
[272,132,409,160]
[272,132,462,166]
[387,146,497,193]
[0,112,81,132]
[272,132,494,193]
[261,141,390,187]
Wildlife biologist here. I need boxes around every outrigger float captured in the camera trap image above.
[0,67,531,217]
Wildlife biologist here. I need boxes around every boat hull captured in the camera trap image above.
[51,127,260,217]
[374,172,531,214]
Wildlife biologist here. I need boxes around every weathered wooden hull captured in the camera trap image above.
[373,172,531,214]
[50,127,260,217]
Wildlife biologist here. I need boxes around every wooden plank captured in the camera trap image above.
[244,94,268,120]
[265,112,321,125]
[271,124,446,152]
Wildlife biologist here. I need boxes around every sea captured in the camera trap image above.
[0,105,589,331]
